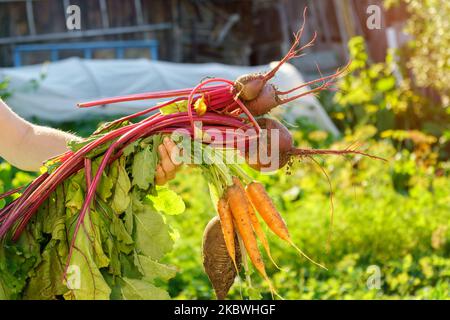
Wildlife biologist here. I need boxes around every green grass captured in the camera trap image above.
[162,129,450,300]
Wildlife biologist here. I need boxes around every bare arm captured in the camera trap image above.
[0,99,80,172]
[0,99,181,181]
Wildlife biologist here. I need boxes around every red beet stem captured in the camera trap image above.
[1,124,136,237]
[2,108,249,240]
[0,173,49,237]
[0,186,24,200]
[0,201,16,222]
[94,97,185,134]
[186,78,235,134]
[11,163,83,240]
[77,85,228,108]
[233,98,260,134]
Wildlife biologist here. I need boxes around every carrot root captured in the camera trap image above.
[287,239,327,270]
[232,177,282,271]
[217,197,239,273]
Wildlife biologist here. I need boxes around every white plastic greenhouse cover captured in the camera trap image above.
[0,57,339,136]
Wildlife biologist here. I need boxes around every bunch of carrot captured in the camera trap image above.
[217,177,326,298]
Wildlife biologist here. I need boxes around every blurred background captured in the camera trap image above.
[0,0,449,299]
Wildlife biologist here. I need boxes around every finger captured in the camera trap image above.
[159,144,176,179]
[163,137,183,167]
[155,164,167,185]
[158,143,168,162]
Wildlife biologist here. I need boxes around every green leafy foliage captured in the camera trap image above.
[132,138,161,190]
[0,134,183,300]
[0,77,12,100]
[134,206,174,260]
[321,36,449,176]
[147,187,186,215]
[385,0,450,101]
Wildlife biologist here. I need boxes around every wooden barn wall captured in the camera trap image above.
[0,0,397,67]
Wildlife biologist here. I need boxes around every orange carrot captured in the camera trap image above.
[226,183,279,297]
[231,177,281,270]
[246,200,282,270]
[227,184,265,277]
[217,196,238,271]
[246,181,289,240]
[246,181,327,270]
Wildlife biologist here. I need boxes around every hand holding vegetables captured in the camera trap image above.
[0,8,385,300]
[156,137,183,185]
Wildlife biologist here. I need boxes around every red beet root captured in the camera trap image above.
[234,73,266,101]
[234,7,350,117]
[246,118,386,172]
[245,118,293,171]
[244,84,280,116]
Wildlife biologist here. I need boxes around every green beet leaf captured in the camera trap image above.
[92,157,114,202]
[111,158,131,214]
[131,135,162,190]
[147,186,185,215]
[63,217,111,300]
[110,214,134,254]
[134,206,173,261]
[134,254,177,282]
[132,145,158,190]
[23,240,68,299]
[121,277,170,300]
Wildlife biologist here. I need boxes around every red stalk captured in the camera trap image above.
[2,106,250,240]
[0,186,24,200]
[233,98,260,134]
[186,79,235,134]
[0,173,49,236]
[78,85,229,108]
[1,124,136,237]
[0,201,16,222]
[11,163,84,240]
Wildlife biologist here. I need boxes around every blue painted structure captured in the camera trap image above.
[13,40,159,66]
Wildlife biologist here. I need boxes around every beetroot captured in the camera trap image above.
[245,118,386,172]
[245,118,293,171]
[244,84,280,116]
[241,61,351,117]
[234,73,266,101]
[232,7,350,118]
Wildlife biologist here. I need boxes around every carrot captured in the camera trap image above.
[227,184,283,299]
[246,181,289,240]
[227,184,264,276]
[246,181,327,270]
[217,197,238,271]
[246,200,282,271]
[231,177,281,270]
[226,182,279,298]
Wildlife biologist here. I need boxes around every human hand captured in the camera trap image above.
[155,137,183,185]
